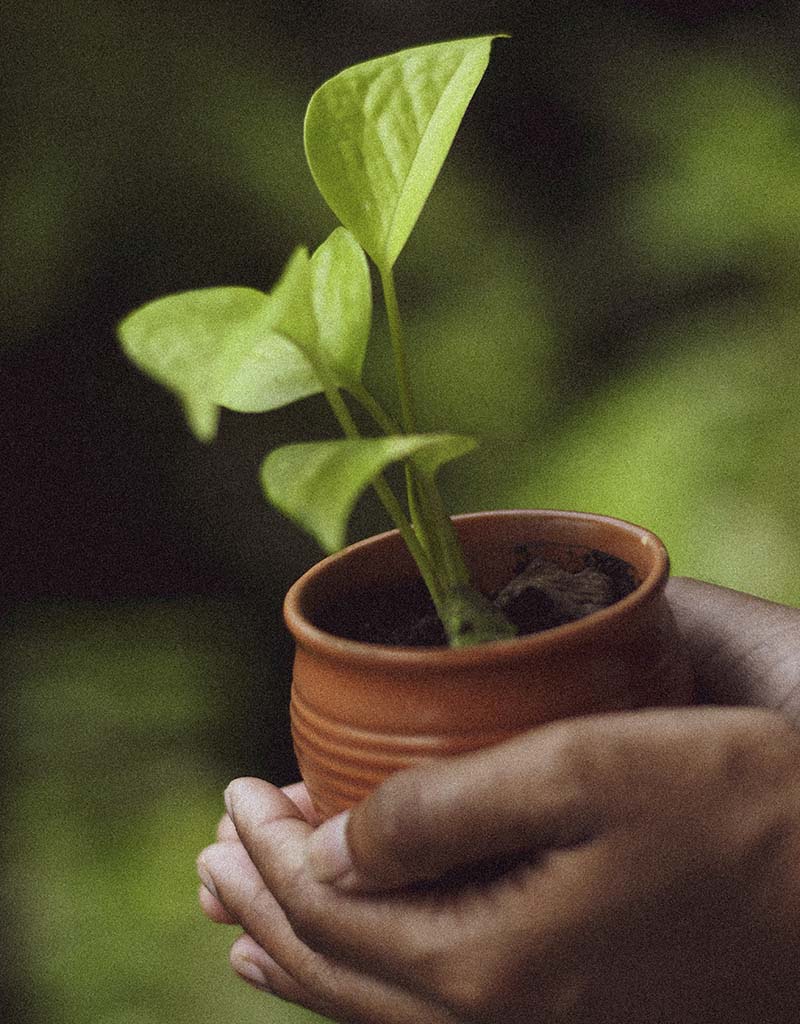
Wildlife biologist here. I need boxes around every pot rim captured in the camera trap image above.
[283,509,670,669]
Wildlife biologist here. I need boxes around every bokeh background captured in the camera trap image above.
[4,1,800,1021]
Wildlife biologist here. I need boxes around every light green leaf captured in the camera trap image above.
[261,434,476,553]
[305,35,503,269]
[118,248,324,426]
[119,284,268,400]
[310,228,371,383]
[218,247,320,411]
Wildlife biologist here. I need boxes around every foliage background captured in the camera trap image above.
[3,1,799,1021]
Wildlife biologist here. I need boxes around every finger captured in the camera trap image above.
[305,717,618,891]
[201,842,462,1023]
[229,932,461,1024]
[667,577,800,714]
[230,932,302,996]
[223,777,313,874]
[282,781,322,826]
[197,838,265,922]
[198,883,238,925]
[211,774,610,1015]
[217,813,237,842]
[214,773,607,1009]
[218,784,317,846]
[210,711,788,1019]
[214,780,441,990]
[307,705,768,893]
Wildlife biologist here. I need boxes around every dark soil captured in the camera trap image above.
[318,544,638,647]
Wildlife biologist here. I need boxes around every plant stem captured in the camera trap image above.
[319,377,445,610]
[343,301,517,647]
[415,471,470,588]
[380,266,416,433]
[348,381,401,436]
[361,281,472,592]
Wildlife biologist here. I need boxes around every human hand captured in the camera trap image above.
[198,705,800,1023]
[667,577,800,722]
[197,581,800,1019]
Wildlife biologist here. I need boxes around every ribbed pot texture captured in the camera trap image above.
[284,510,695,820]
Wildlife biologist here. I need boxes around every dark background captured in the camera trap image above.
[4,2,800,1021]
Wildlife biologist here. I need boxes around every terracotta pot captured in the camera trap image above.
[284,510,695,820]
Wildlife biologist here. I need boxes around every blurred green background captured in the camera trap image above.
[4,1,800,1021]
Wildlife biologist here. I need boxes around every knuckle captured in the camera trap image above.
[538,719,613,807]
[697,711,800,876]
[419,946,494,1017]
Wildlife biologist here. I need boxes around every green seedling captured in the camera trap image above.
[119,35,516,647]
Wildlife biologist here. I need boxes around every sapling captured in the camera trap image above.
[118,35,517,647]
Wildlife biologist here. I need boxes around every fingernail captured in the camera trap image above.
[232,952,271,992]
[223,780,237,817]
[305,810,354,883]
[196,855,219,899]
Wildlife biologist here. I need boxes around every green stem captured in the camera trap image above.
[349,380,435,564]
[380,266,416,434]
[378,266,440,571]
[340,317,516,646]
[348,381,401,436]
[349,353,474,596]
[416,471,471,589]
[319,377,445,610]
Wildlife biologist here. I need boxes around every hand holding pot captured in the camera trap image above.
[197,579,800,1022]
[199,706,800,1023]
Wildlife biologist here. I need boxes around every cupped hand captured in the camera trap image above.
[199,705,800,1023]
[197,579,800,1023]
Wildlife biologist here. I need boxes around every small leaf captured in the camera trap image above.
[304,36,503,269]
[118,249,323,421]
[310,228,372,384]
[261,434,476,553]
[119,285,268,399]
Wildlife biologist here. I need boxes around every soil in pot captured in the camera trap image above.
[316,543,637,647]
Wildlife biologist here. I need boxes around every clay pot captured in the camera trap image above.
[284,510,695,820]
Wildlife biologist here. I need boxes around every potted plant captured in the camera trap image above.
[118,36,694,819]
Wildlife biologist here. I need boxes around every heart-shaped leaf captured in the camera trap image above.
[305,35,503,270]
[118,249,321,438]
[261,433,476,552]
[119,285,272,424]
[119,235,372,440]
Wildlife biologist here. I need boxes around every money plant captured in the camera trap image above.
[119,35,518,648]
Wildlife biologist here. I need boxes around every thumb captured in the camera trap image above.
[304,716,618,891]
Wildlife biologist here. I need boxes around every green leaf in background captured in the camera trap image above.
[304,35,503,270]
[262,434,476,553]
[309,227,372,384]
